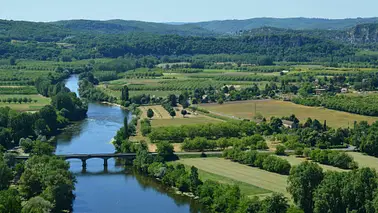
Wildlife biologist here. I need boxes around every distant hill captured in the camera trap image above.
[52,19,215,36]
[0,20,70,42]
[347,23,378,43]
[239,23,378,45]
[196,17,378,34]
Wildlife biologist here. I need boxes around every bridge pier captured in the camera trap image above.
[103,158,109,168]
[81,158,87,169]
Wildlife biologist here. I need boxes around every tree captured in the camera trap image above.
[0,189,22,213]
[287,161,324,213]
[121,86,129,101]
[261,193,289,213]
[170,110,176,119]
[181,109,187,118]
[217,98,224,104]
[21,196,53,213]
[9,57,16,66]
[342,168,378,212]
[257,56,274,66]
[270,117,283,133]
[236,197,261,213]
[30,141,54,156]
[313,171,347,213]
[189,166,202,194]
[0,159,13,190]
[18,156,75,212]
[275,145,286,156]
[168,94,177,107]
[123,116,129,139]
[223,86,229,94]
[147,109,154,120]
[156,141,175,161]
[38,105,58,134]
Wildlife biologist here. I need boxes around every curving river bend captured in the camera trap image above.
[56,75,201,213]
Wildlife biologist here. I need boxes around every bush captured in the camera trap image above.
[140,118,152,136]
[308,149,358,169]
[275,145,286,155]
[262,155,291,175]
[303,148,312,158]
[294,148,304,156]
[223,148,291,175]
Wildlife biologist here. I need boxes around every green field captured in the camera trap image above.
[201,100,378,128]
[278,155,345,172]
[0,94,50,111]
[175,162,271,197]
[177,157,289,196]
[348,152,378,171]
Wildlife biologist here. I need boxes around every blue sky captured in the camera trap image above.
[1,0,377,22]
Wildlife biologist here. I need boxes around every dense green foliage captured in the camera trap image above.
[0,152,75,213]
[18,156,75,212]
[0,19,368,63]
[223,148,291,175]
[78,79,115,102]
[288,161,378,213]
[140,118,152,136]
[181,135,267,151]
[307,149,358,169]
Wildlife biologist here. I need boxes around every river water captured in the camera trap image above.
[55,75,201,213]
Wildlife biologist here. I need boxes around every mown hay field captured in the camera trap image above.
[177,158,289,196]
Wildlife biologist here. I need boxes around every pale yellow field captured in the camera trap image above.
[139,105,222,127]
[140,105,171,119]
[201,100,378,128]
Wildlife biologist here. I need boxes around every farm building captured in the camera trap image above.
[282,120,294,128]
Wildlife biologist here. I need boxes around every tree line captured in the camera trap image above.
[223,148,291,175]
[1,97,37,104]
[293,95,378,116]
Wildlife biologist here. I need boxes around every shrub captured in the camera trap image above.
[262,155,291,175]
[275,145,286,155]
[294,148,304,156]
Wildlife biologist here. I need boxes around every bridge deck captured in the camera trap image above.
[14,152,221,160]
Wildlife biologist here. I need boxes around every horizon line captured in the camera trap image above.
[1,16,378,24]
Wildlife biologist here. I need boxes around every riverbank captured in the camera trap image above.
[101,101,128,110]
[56,75,199,213]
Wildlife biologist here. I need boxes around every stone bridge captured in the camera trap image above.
[14,152,222,168]
[15,153,156,168]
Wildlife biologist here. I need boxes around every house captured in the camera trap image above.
[315,89,326,95]
[341,88,348,93]
[282,120,294,129]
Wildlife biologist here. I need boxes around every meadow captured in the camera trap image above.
[347,152,378,171]
[178,157,289,196]
[200,100,378,128]
[139,105,222,127]
[0,94,50,111]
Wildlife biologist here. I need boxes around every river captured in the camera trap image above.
[55,75,201,213]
